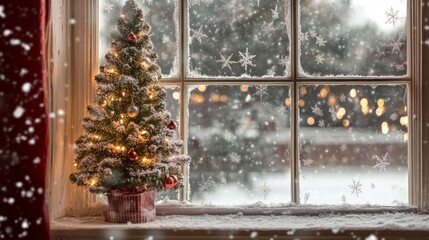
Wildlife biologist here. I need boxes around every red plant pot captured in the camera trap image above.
[103,189,155,223]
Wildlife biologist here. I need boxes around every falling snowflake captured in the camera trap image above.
[238,48,256,72]
[315,54,325,64]
[266,66,276,77]
[258,182,271,200]
[349,179,363,197]
[191,26,207,43]
[303,192,310,204]
[339,93,347,102]
[315,36,327,46]
[318,120,325,128]
[302,158,314,167]
[277,104,288,115]
[261,22,275,38]
[253,86,268,101]
[190,53,200,60]
[255,0,260,7]
[279,55,288,67]
[189,0,212,6]
[143,0,153,5]
[198,175,216,193]
[390,112,398,121]
[373,153,391,172]
[230,152,241,164]
[385,7,402,26]
[103,2,114,12]
[216,53,236,71]
[311,104,323,116]
[271,5,279,20]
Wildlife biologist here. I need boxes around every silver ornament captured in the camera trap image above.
[127,105,139,118]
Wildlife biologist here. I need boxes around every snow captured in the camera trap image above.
[52,212,429,231]
[21,82,31,92]
[0,5,5,18]
[13,106,25,118]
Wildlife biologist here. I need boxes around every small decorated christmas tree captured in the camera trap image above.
[70,0,189,199]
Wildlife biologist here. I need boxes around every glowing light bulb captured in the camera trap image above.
[90,178,97,186]
[122,91,126,96]
[349,89,357,98]
[240,85,248,92]
[198,85,207,92]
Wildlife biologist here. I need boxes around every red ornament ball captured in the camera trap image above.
[167,120,177,130]
[171,175,179,186]
[128,33,137,43]
[127,150,138,161]
[163,176,175,189]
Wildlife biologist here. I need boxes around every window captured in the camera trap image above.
[95,0,414,206]
[49,0,427,218]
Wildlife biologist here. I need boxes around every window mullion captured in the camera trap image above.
[290,0,300,204]
[179,0,190,202]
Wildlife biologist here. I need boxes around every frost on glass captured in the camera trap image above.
[299,0,407,77]
[157,86,181,201]
[298,85,408,205]
[188,85,291,204]
[188,0,291,78]
[99,0,179,77]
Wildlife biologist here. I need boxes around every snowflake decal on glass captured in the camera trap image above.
[191,26,207,43]
[238,48,256,72]
[394,129,405,141]
[271,5,279,20]
[390,112,398,121]
[311,104,323,116]
[277,104,288,116]
[318,120,325,128]
[230,152,241,164]
[279,55,288,67]
[315,36,327,47]
[389,38,404,54]
[315,54,325,65]
[349,179,363,197]
[339,94,347,102]
[370,183,376,189]
[253,86,268,102]
[328,155,337,165]
[329,106,337,121]
[385,7,402,26]
[266,66,276,77]
[103,2,115,12]
[215,53,236,71]
[261,22,275,38]
[302,158,314,167]
[258,182,271,200]
[373,152,391,172]
[198,175,216,193]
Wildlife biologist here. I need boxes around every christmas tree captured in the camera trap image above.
[70,0,190,194]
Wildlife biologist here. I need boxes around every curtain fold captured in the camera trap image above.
[0,0,50,239]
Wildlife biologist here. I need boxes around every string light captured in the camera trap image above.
[106,68,116,74]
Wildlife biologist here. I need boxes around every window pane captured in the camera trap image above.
[188,85,291,204]
[99,0,179,77]
[298,85,408,205]
[157,86,181,201]
[188,1,291,78]
[299,0,407,77]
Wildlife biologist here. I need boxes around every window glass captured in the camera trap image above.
[299,0,407,77]
[188,0,291,78]
[188,85,292,204]
[298,84,408,205]
[99,0,179,77]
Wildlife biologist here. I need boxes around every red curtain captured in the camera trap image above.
[0,0,50,239]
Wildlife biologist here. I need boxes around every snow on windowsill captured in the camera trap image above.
[54,198,428,231]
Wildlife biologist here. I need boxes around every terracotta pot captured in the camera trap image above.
[103,189,155,223]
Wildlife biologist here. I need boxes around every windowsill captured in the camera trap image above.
[51,209,429,239]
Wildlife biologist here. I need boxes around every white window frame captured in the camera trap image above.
[47,0,429,220]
